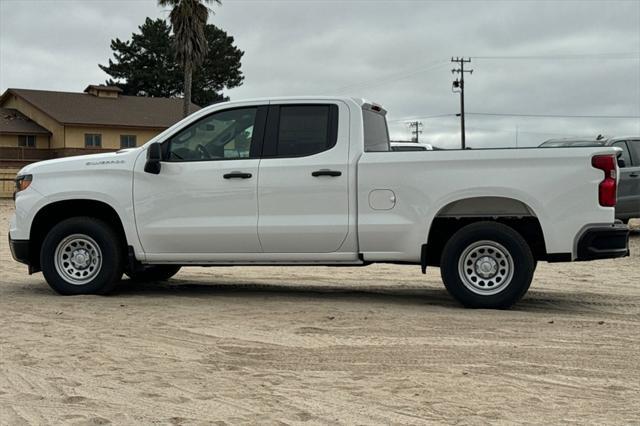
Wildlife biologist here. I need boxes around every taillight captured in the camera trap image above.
[591,155,617,207]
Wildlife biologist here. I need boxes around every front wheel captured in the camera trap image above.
[40,217,123,295]
[440,221,535,309]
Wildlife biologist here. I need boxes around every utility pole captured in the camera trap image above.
[407,121,423,143]
[451,57,473,149]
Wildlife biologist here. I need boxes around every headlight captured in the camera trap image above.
[15,174,32,193]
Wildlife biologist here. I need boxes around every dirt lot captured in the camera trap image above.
[1,200,639,425]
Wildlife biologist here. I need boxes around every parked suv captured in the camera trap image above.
[540,137,640,223]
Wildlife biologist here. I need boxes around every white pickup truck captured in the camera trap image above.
[9,97,630,308]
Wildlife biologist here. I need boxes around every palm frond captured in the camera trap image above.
[158,0,221,115]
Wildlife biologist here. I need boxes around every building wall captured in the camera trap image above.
[1,94,65,148]
[64,126,162,150]
[0,167,19,198]
[1,93,168,156]
[0,134,49,149]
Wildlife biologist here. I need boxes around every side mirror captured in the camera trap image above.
[144,142,162,174]
[617,157,626,168]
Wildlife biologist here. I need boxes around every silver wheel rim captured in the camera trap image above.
[54,234,102,285]
[458,240,514,295]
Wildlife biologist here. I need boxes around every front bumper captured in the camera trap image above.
[576,223,630,261]
[8,235,30,266]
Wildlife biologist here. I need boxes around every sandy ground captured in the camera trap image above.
[0,200,638,425]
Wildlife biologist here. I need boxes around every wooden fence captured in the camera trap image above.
[0,169,18,199]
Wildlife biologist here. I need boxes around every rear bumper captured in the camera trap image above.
[576,223,630,261]
[8,235,30,265]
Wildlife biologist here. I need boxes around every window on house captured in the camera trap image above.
[18,135,36,148]
[120,135,137,148]
[85,134,102,148]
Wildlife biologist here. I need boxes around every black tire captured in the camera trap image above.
[440,221,535,309]
[40,217,123,295]
[125,265,181,282]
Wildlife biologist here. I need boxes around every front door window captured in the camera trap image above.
[167,108,257,161]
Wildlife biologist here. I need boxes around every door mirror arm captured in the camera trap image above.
[145,142,162,174]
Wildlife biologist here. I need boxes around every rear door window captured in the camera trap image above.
[278,106,330,156]
[363,109,390,152]
[262,104,339,157]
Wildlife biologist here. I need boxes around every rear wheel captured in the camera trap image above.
[440,221,535,309]
[125,265,181,282]
[40,217,123,295]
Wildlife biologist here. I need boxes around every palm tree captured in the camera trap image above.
[158,0,220,117]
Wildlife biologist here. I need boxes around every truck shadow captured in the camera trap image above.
[110,279,634,315]
[115,279,457,308]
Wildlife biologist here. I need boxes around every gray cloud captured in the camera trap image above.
[1,0,638,148]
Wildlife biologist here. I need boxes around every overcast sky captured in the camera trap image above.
[1,0,639,148]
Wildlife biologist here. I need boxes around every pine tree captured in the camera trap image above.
[99,17,243,107]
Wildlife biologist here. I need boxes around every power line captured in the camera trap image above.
[466,112,640,119]
[387,113,456,123]
[464,124,602,137]
[472,52,640,60]
[389,112,640,122]
[332,52,639,94]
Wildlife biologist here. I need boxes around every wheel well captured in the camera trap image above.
[436,196,535,217]
[426,216,547,267]
[29,200,128,269]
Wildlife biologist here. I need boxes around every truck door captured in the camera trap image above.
[257,102,350,253]
[133,105,267,256]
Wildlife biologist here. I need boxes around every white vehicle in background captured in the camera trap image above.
[9,97,629,309]
[390,141,433,151]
